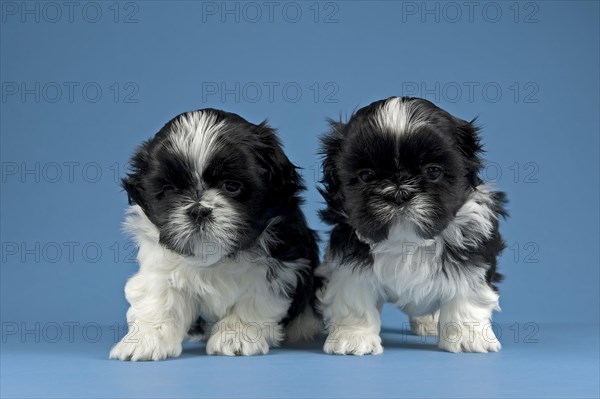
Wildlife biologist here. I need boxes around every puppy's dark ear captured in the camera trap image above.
[318,119,347,225]
[254,122,302,197]
[122,140,152,213]
[454,117,484,187]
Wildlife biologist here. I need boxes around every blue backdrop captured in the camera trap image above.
[1,0,599,379]
[2,2,599,398]
[1,1,598,327]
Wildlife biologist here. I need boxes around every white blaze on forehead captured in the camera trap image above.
[169,110,228,175]
[375,97,428,136]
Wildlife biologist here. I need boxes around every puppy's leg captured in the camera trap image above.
[410,310,439,336]
[110,270,196,361]
[187,316,209,342]
[206,294,288,356]
[320,267,383,355]
[284,303,323,342]
[438,283,501,353]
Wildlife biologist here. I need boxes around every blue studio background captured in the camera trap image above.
[1,1,598,398]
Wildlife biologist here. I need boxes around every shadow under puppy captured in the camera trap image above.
[317,97,507,355]
[110,109,320,360]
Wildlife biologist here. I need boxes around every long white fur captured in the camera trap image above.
[109,205,312,360]
[375,97,428,135]
[169,111,227,176]
[317,185,502,354]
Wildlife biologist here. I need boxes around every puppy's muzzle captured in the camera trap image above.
[393,190,413,205]
[188,206,213,223]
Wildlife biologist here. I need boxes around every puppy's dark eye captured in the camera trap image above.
[156,185,176,199]
[425,166,443,181]
[222,180,242,195]
[358,169,376,183]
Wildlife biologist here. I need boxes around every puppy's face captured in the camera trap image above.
[323,97,483,243]
[124,109,298,261]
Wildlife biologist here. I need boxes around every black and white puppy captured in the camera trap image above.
[317,97,507,355]
[110,109,320,360]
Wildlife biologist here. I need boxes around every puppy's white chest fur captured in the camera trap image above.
[166,256,276,322]
[125,204,296,323]
[369,222,444,316]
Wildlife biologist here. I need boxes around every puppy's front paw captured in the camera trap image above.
[438,322,501,353]
[324,328,383,356]
[109,330,182,361]
[206,320,270,356]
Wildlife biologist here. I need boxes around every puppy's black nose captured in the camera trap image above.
[188,206,212,221]
[394,191,412,205]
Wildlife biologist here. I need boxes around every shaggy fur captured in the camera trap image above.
[110,109,321,360]
[317,97,507,355]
